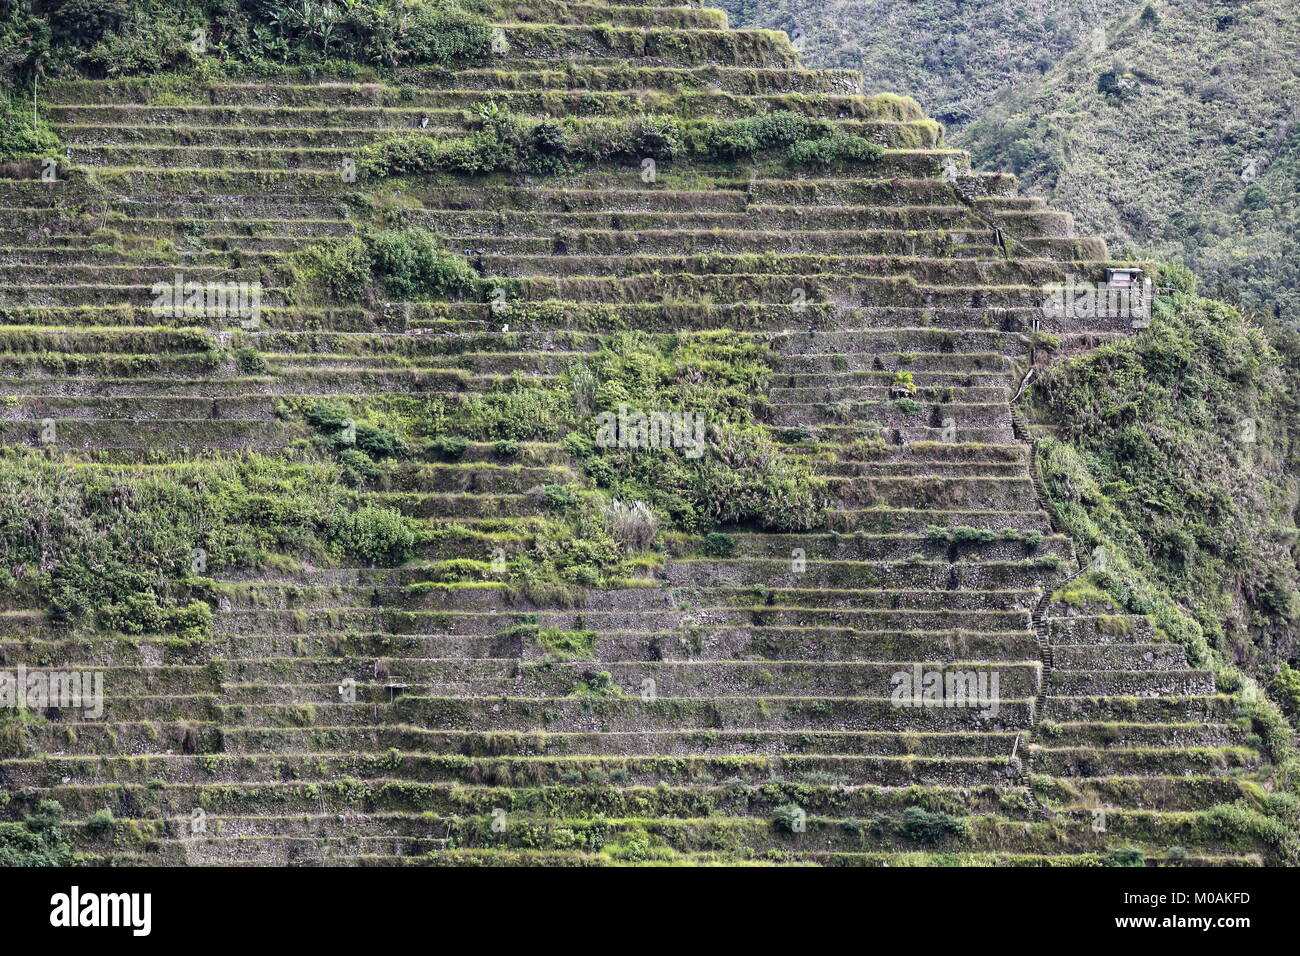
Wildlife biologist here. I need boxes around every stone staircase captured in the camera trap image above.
[0,2,1274,866]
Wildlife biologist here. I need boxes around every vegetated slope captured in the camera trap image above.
[1027,265,1300,683]
[0,0,1296,866]
[722,0,1300,322]
[718,0,1139,128]
[961,0,1300,321]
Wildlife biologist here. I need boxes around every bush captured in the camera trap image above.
[0,94,60,161]
[360,110,682,179]
[787,135,883,165]
[1270,663,1300,720]
[774,803,806,833]
[354,422,405,460]
[338,448,379,485]
[24,0,492,77]
[900,806,967,843]
[296,230,477,302]
[0,801,72,867]
[297,236,371,301]
[331,506,417,564]
[700,532,736,557]
[305,401,353,433]
[431,435,469,460]
[702,112,823,159]
[366,228,478,299]
[234,347,265,374]
[1104,846,1146,867]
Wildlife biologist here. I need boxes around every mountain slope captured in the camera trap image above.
[0,0,1295,866]
[719,0,1138,127]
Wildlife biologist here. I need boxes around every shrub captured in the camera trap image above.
[700,532,736,557]
[900,806,967,843]
[431,435,469,460]
[331,506,417,564]
[1104,846,1146,867]
[572,670,622,697]
[0,801,72,867]
[538,484,577,512]
[702,112,823,159]
[366,228,478,299]
[234,347,265,374]
[85,808,114,835]
[0,93,60,161]
[353,423,405,460]
[786,134,884,167]
[296,230,477,303]
[305,401,353,433]
[1270,663,1300,720]
[297,236,371,301]
[338,448,379,485]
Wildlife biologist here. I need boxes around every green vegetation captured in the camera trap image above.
[960,0,1300,321]
[1030,279,1300,674]
[0,90,60,161]
[0,449,417,633]
[566,331,827,532]
[535,627,598,660]
[727,0,1300,320]
[295,229,478,302]
[0,801,73,867]
[1,0,491,81]
[360,106,883,179]
[720,0,1133,127]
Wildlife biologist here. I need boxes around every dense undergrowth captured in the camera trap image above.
[359,105,888,179]
[0,800,72,866]
[0,449,420,637]
[1029,266,1300,728]
[1,0,492,81]
[281,323,827,602]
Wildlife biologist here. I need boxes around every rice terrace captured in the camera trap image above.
[0,0,1297,904]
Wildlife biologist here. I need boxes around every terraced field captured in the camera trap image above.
[0,2,1280,866]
